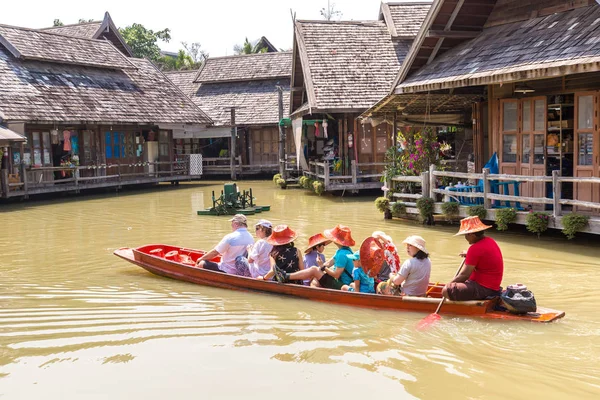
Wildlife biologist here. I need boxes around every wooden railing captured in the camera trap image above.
[305,160,385,190]
[385,164,600,218]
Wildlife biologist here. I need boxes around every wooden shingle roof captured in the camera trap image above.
[380,2,432,38]
[40,21,103,38]
[294,20,411,112]
[0,24,134,70]
[397,5,600,93]
[194,52,292,83]
[165,70,199,97]
[0,47,211,124]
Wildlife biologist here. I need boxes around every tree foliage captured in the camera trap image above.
[53,19,64,27]
[320,0,342,21]
[233,37,268,55]
[119,23,171,61]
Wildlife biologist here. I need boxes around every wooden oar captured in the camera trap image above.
[416,259,466,330]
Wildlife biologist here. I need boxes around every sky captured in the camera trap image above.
[0,0,428,57]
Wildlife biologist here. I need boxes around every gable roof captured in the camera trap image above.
[0,47,211,125]
[165,70,199,97]
[379,2,432,38]
[194,51,292,83]
[40,12,133,57]
[396,2,600,93]
[0,24,135,70]
[291,20,411,114]
[254,36,278,53]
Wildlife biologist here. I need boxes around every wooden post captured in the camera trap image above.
[75,166,79,193]
[324,160,330,189]
[392,113,398,170]
[421,171,429,200]
[351,160,357,185]
[230,107,237,180]
[429,164,436,199]
[277,86,286,179]
[21,163,28,198]
[552,170,562,218]
[482,168,491,209]
[1,169,8,198]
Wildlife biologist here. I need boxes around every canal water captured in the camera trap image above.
[1,181,598,399]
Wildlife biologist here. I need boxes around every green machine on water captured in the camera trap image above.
[197,183,271,216]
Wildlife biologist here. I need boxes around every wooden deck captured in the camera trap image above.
[304,160,385,192]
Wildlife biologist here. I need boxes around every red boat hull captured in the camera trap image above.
[114,244,565,323]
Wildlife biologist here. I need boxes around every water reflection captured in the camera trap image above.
[1,181,599,399]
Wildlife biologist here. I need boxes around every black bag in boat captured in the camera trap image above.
[500,284,537,314]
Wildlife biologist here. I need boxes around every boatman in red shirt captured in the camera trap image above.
[442,216,504,301]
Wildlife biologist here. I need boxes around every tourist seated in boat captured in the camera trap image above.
[270,225,356,290]
[302,233,331,285]
[442,216,504,301]
[233,219,273,278]
[341,251,375,294]
[195,214,254,274]
[371,231,401,290]
[257,225,304,284]
[377,235,431,297]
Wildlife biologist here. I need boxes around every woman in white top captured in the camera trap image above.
[234,219,273,278]
[377,235,431,297]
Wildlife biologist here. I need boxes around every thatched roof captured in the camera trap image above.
[396,4,600,93]
[379,2,432,38]
[291,20,411,114]
[194,51,292,83]
[0,46,211,124]
[0,24,134,70]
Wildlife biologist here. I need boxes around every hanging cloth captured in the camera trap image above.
[63,131,72,151]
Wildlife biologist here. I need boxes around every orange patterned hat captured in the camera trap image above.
[359,237,385,278]
[323,225,355,247]
[304,233,331,254]
[266,225,298,245]
[454,216,492,236]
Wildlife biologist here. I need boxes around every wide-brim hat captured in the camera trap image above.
[304,233,331,254]
[454,216,492,236]
[402,235,428,254]
[359,237,384,278]
[323,224,355,247]
[266,224,298,245]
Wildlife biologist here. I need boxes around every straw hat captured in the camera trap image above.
[454,216,492,236]
[304,233,331,254]
[229,214,247,225]
[402,235,428,254]
[323,225,355,247]
[359,237,384,278]
[266,224,298,246]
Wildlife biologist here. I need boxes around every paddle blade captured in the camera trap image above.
[416,312,442,330]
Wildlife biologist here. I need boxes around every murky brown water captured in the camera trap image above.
[1,180,599,399]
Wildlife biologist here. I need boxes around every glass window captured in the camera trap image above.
[578,95,594,129]
[113,133,120,158]
[105,132,112,159]
[502,134,517,163]
[522,134,531,164]
[578,133,593,165]
[503,102,517,131]
[32,132,42,166]
[533,134,545,164]
[522,101,531,132]
[534,99,545,131]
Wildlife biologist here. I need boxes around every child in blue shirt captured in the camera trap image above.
[341,251,375,294]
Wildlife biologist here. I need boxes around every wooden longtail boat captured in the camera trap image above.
[114,244,565,323]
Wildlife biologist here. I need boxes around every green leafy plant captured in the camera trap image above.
[391,202,407,217]
[525,211,550,237]
[312,181,324,195]
[441,201,459,221]
[468,205,487,220]
[375,197,390,214]
[416,197,435,225]
[298,176,307,188]
[276,178,287,189]
[495,208,517,231]
[561,213,589,240]
[273,174,282,185]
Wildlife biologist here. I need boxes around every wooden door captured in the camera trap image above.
[251,128,278,165]
[519,98,546,198]
[499,99,518,175]
[574,92,600,210]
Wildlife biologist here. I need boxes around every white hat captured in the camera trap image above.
[402,235,428,254]
[255,219,272,229]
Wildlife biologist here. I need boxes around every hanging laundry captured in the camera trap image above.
[63,131,72,151]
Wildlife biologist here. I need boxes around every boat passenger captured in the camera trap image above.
[195,214,254,274]
[442,216,504,301]
[377,235,431,297]
[341,251,375,294]
[233,219,273,278]
[258,225,304,284]
[371,231,401,289]
[302,233,331,285]
[271,225,355,290]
